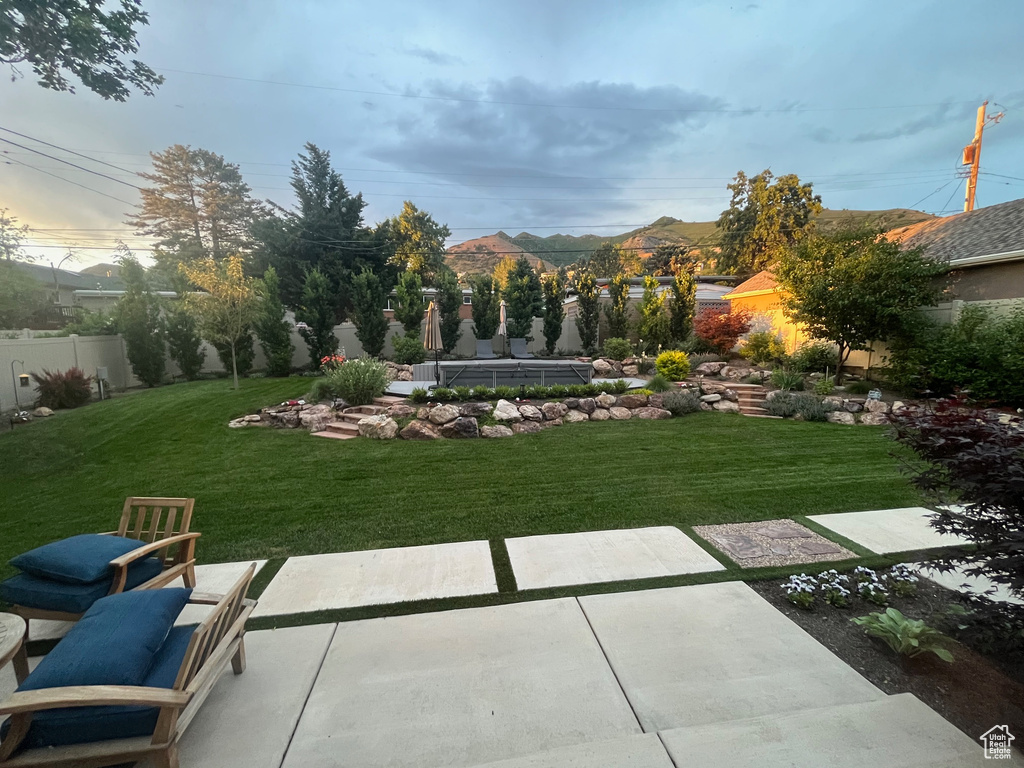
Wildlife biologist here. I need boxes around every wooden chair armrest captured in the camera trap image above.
[0,686,190,715]
[187,593,257,607]
[108,533,202,568]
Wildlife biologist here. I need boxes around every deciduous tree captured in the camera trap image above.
[604,273,631,339]
[0,262,45,327]
[386,201,451,285]
[294,268,338,369]
[393,270,425,336]
[0,209,30,261]
[469,274,500,341]
[435,268,463,354]
[669,272,696,342]
[637,276,671,353]
[502,257,543,340]
[351,268,388,357]
[254,267,294,377]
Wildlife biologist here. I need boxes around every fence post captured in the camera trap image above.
[69,334,80,368]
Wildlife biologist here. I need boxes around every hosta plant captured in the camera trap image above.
[852,608,954,662]
[782,574,816,610]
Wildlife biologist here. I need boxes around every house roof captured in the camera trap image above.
[10,261,125,291]
[721,271,779,299]
[886,197,1024,265]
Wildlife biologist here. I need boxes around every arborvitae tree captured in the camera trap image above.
[212,335,255,377]
[575,271,601,354]
[393,270,425,335]
[115,255,165,386]
[469,274,500,340]
[605,273,631,339]
[436,268,463,354]
[295,268,338,368]
[254,267,294,376]
[351,268,388,357]
[637,275,671,353]
[165,276,204,380]
[669,271,697,343]
[541,272,566,355]
[503,257,543,340]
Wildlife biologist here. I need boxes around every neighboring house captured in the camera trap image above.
[720,271,810,353]
[8,262,125,328]
[383,288,475,321]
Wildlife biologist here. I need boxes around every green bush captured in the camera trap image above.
[494,385,517,400]
[391,333,426,365]
[602,337,632,361]
[740,331,787,365]
[687,351,725,365]
[567,384,588,397]
[793,393,833,422]
[655,350,691,381]
[852,608,953,662]
[677,334,718,355]
[472,385,492,400]
[451,386,472,401]
[646,373,674,393]
[843,380,873,395]
[527,385,551,399]
[610,379,629,394]
[770,368,805,391]
[432,387,454,401]
[31,368,92,409]
[323,357,389,406]
[308,378,336,403]
[661,389,702,416]
[813,378,835,396]
[763,392,798,418]
[548,384,569,398]
[790,341,839,374]
[409,387,429,403]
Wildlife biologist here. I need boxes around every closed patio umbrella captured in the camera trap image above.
[423,300,443,384]
[498,299,507,357]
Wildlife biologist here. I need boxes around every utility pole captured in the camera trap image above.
[961,100,1005,212]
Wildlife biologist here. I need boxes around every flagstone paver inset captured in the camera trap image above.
[806,507,971,554]
[505,526,725,590]
[694,520,854,568]
[252,540,497,617]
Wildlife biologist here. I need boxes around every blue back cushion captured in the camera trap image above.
[20,588,193,691]
[0,556,164,615]
[11,534,146,585]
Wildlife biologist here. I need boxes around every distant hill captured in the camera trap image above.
[80,262,121,279]
[445,208,936,275]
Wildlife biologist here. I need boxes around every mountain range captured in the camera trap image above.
[443,208,935,275]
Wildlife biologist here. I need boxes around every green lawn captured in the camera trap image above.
[0,378,923,576]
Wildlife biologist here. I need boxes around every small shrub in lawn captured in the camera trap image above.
[472,385,492,400]
[409,387,429,403]
[782,574,816,610]
[655,350,691,381]
[852,608,953,662]
[770,368,805,391]
[31,368,93,409]
[813,378,835,396]
[494,385,517,400]
[323,357,390,406]
[661,389,702,416]
[887,564,919,598]
[843,379,873,395]
[817,570,851,608]
[763,391,797,418]
[432,387,454,401]
[790,341,839,374]
[602,337,632,361]
[547,384,569,398]
[647,373,674,392]
[308,378,336,403]
[740,331,787,365]
[391,333,426,365]
[794,393,833,422]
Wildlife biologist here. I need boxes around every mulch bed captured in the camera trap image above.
[751,577,1024,752]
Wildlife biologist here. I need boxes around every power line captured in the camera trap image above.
[4,157,136,206]
[0,126,142,177]
[0,137,141,190]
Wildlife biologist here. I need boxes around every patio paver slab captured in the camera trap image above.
[463,734,674,768]
[806,507,971,554]
[281,598,641,768]
[918,564,1024,605]
[578,581,884,732]
[506,526,725,590]
[252,540,497,617]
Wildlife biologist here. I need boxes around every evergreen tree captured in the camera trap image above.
[294,268,338,368]
[393,270,425,335]
[574,271,601,354]
[587,243,622,277]
[503,257,543,340]
[351,268,389,357]
[115,254,165,386]
[164,277,204,380]
[212,335,255,377]
[669,272,697,342]
[254,267,294,376]
[604,273,631,339]
[469,274,500,341]
[386,201,451,285]
[541,272,566,355]
[436,268,463,354]
[637,275,671,353]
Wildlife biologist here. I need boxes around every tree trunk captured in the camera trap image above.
[834,343,850,385]
[231,342,239,390]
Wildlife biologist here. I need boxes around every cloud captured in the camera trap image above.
[402,46,464,66]
[851,102,976,143]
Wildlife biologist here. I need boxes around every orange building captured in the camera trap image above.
[720,271,811,353]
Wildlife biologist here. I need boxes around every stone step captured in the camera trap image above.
[374,395,407,406]
[325,421,359,435]
[742,412,784,419]
[657,694,988,767]
[311,430,358,440]
[337,413,365,425]
[344,404,387,416]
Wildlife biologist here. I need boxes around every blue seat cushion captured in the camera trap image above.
[10,534,147,585]
[3,624,198,750]
[0,556,165,615]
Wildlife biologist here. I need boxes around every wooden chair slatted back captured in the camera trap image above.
[117,497,195,566]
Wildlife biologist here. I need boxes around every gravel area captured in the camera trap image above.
[694,519,856,568]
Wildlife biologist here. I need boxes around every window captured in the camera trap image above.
[463,295,472,305]
[384,298,394,311]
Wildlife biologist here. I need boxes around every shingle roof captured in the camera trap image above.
[721,270,779,298]
[11,261,124,290]
[885,197,1024,263]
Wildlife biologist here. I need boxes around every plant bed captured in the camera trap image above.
[751,575,1024,750]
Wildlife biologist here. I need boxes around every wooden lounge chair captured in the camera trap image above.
[1,497,199,624]
[0,564,257,768]
[509,338,535,359]
[475,339,498,359]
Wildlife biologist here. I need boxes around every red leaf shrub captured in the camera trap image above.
[30,367,93,409]
[693,308,753,353]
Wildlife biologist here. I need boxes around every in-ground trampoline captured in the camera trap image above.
[411,359,593,388]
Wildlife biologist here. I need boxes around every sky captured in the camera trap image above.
[2,0,1023,268]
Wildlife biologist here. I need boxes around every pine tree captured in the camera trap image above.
[469,274,500,341]
[669,272,696,343]
[574,271,601,354]
[295,269,338,369]
[436,268,463,353]
[541,272,566,355]
[351,269,388,357]
[604,273,631,339]
[393,271,425,335]
[254,267,295,376]
[637,275,671,353]
[115,255,165,386]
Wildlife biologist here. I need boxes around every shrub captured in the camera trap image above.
[790,341,839,374]
[31,368,92,409]
[740,331,787,365]
[610,379,629,394]
[687,351,725,366]
[165,302,204,380]
[308,378,336,403]
[852,608,953,662]
[494,385,517,400]
[472,385,492,400]
[409,387,429,403]
[528,385,551,399]
[763,392,797,418]
[452,386,473,401]
[323,357,389,406]
[813,378,835,396]
[655,350,691,381]
[391,333,426,365]
[632,388,654,396]
[547,384,569,398]
[646,373,674,393]
[770,368,805,391]
[602,337,632,361]
[567,384,588,397]
[843,379,873,395]
[661,389,702,416]
[793,393,833,422]
[432,387,454,401]
[693,308,753,353]
[677,335,719,355]
[782,574,816,610]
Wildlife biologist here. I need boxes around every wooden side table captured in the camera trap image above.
[0,613,29,685]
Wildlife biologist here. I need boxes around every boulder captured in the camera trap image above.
[722,389,739,402]
[358,415,399,439]
[539,418,563,428]
[459,402,494,417]
[647,393,664,408]
[618,394,648,409]
[589,408,611,421]
[622,364,639,377]
[228,418,248,428]
[512,420,542,435]
[765,389,785,401]
[577,397,597,414]
[719,366,753,381]
[592,358,614,376]
[595,393,617,409]
[243,414,262,422]
[428,404,460,425]
[441,416,479,439]
[387,404,417,419]
[416,407,432,420]
[298,404,334,432]
[494,399,523,422]
[701,394,722,403]
[563,397,580,409]
[278,411,300,428]
[843,401,863,414]
[827,411,856,425]
[892,400,907,412]
[609,407,632,420]
[400,420,442,440]
[481,424,514,438]
[31,406,54,417]
[859,412,888,426]
[700,403,713,411]
[700,382,730,395]
[518,404,543,422]
[632,407,672,420]
[864,399,891,414]
[563,410,590,423]
[823,396,844,409]
[695,361,727,375]
[541,402,569,420]
[714,400,741,413]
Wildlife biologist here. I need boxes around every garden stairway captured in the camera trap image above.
[312,396,408,440]
[728,382,777,418]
